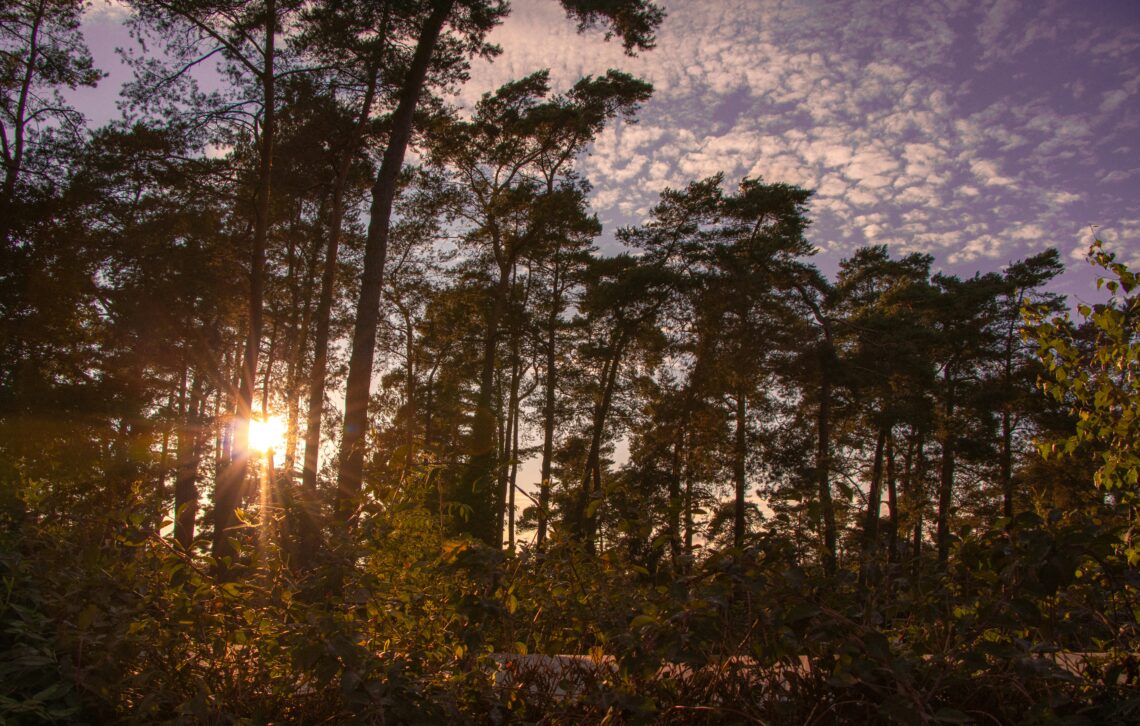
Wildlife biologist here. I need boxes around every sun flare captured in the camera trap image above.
[248,415,286,454]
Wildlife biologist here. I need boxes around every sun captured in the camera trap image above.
[248,415,286,454]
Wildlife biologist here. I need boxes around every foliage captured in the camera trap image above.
[1027,240,1140,507]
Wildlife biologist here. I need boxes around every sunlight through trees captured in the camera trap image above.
[1,1,1138,722]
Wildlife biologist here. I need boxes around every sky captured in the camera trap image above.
[77,0,1140,300]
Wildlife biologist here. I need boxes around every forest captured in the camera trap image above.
[2,0,1139,723]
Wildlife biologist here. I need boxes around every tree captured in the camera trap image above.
[830,246,935,577]
[531,209,596,549]
[703,178,813,550]
[561,177,719,548]
[125,0,288,568]
[0,0,100,246]
[293,0,438,515]
[1027,240,1140,519]
[334,0,502,523]
[785,271,842,573]
[927,271,1003,563]
[992,249,1063,518]
[427,69,650,544]
[334,0,664,528]
[566,252,675,549]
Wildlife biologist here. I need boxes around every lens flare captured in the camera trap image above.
[248,415,286,454]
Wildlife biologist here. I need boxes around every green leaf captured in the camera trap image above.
[785,602,820,623]
[629,614,657,629]
[585,497,604,519]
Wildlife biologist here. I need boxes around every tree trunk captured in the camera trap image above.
[571,334,626,547]
[399,305,417,484]
[817,348,837,574]
[508,384,521,552]
[911,429,929,576]
[860,424,888,586]
[536,265,562,549]
[0,0,43,247]
[260,310,279,415]
[495,364,511,548]
[462,259,512,544]
[282,210,319,476]
[499,293,523,550]
[336,0,455,521]
[885,432,898,564]
[1001,408,1013,519]
[937,367,956,564]
[301,66,380,498]
[1001,303,1018,520]
[683,464,694,563]
[213,1,275,568]
[156,376,181,524]
[913,517,923,574]
[668,424,684,567]
[862,425,888,554]
[733,389,747,550]
[174,372,206,551]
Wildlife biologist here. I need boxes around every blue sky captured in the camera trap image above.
[79,0,1140,299]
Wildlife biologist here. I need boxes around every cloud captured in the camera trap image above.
[84,0,131,22]
[1007,223,1046,241]
[969,159,1017,188]
[1101,170,1134,184]
[1101,89,1132,114]
[452,0,1137,282]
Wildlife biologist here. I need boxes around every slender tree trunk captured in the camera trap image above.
[260,311,279,415]
[283,390,300,475]
[0,0,43,248]
[1001,409,1014,519]
[683,464,694,563]
[423,362,439,449]
[587,440,604,551]
[572,335,626,547]
[301,66,380,497]
[885,432,898,564]
[282,213,319,476]
[216,383,228,470]
[733,389,747,550]
[862,425,888,553]
[400,306,417,483]
[508,387,521,552]
[860,424,888,586]
[817,349,837,574]
[462,260,512,544]
[300,184,346,494]
[901,430,915,551]
[174,373,206,550]
[337,0,454,522]
[1001,308,1018,520]
[536,266,562,549]
[794,288,837,574]
[498,296,523,549]
[667,424,684,567]
[913,517,923,574]
[213,1,276,568]
[937,367,956,564]
[911,429,929,576]
[495,365,511,548]
[156,377,181,522]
